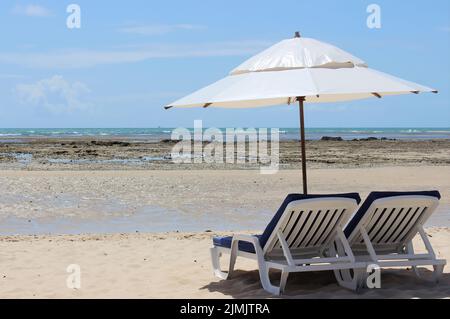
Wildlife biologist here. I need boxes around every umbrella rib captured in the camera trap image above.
[305,68,321,99]
[372,92,382,98]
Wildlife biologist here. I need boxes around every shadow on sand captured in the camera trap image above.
[201,268,450,299]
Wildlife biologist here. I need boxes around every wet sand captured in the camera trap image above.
[1,137,449,170]
[1,167,449,235]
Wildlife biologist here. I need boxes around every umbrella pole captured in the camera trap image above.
[298,96,308,194]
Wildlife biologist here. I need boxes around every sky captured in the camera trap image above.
[0,0,449,128]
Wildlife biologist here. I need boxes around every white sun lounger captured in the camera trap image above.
[210,193,366,295]
[339,191,446,288]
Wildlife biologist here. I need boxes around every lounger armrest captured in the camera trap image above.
[231,234,260,246]
[231,234,264,255]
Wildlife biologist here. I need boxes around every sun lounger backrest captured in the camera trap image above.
[262,194,360,256]
[345,191,441,252]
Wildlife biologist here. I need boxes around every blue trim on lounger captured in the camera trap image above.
[213,235,262,253]
[213,193,361,253]
[343,190,441,238]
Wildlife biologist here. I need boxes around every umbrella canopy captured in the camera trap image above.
[166,67,435,108]
[165,32,437,193]
[166,34,436,108]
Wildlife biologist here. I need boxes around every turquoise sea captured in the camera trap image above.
[0,127,449,141]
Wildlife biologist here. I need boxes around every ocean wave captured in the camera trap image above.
[400,129,421,133]
[425,130,450,133]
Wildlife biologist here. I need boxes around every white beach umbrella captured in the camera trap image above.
[165,32,437,193]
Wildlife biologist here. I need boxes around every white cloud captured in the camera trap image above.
[14,75,91,113]
[12,4,52,17]
[0,41,271,69]
[119,24,206,36]
[437,26,450,32]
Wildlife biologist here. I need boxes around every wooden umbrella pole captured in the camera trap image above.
[298,96,308,194]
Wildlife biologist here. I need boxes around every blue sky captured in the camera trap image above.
[0,0,449,128]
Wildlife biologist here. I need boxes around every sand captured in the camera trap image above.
[0,229,449,299]
[0,167,449,298]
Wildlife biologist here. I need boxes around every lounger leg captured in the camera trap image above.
[244,243,281,295]
[409,264,444,284]
[210,247,230,280]
[329,240,353,289]
[329,237,364,291]
[405,242,421,278]
[279,270,289,295]
[334,240,354,283]
[228,248,237,278]
[412,266,421,278]
[407,233,444,283]
[355,268,367,290]
[257,266,281,295]
[341,268,367,291]
[333,268,365,291]
[242,249,280,295]
[225,236,282,295]
[328,241,348,288]
[334,269,350,288]
[432,264,444,283]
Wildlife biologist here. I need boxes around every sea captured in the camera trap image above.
[0,127,449,141]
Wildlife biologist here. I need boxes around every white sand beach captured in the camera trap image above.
[0,167,449,298]
[0,228,449,299]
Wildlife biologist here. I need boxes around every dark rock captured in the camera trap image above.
[161,139,181,144]
[321,136,343,141]
[358,137,380,141]
[352,136,396,141]
[89,140,130,147]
